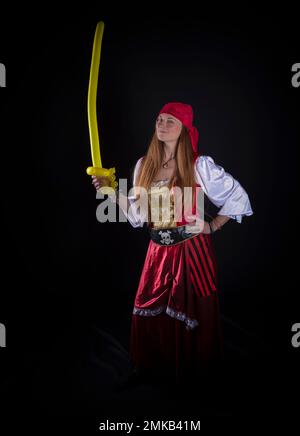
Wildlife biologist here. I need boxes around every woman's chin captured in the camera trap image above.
[157,134,169,141]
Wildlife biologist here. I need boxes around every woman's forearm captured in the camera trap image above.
[210,214,231,231]
[116,191,130,212]
[116,191,145,228]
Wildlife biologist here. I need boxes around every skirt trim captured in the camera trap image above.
[133,304,199,330]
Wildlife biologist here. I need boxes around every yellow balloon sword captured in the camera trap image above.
[86,21,118,192]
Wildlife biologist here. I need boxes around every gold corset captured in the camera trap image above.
[149,179,177,229]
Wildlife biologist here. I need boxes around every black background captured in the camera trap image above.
[0,5,299,432]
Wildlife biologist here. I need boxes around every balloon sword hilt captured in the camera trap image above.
[86,166,118,190]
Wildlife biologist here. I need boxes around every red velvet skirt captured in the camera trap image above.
[130,232,224,385]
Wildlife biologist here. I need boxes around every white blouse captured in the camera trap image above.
[124,155,254,228]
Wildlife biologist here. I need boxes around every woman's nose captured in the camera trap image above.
[157,120,166,128]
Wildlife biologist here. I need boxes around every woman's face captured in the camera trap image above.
[156,113,182,143]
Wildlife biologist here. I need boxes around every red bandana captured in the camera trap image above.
[158,102,199,160]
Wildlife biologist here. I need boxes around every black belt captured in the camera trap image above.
[149,225,201,246]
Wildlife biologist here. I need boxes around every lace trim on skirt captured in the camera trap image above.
[133,304,199,330]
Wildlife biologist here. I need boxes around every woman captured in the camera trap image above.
[92,102,254,386]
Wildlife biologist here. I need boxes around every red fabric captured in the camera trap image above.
[159,102,199,159]
[130,231,224,384]
[169,182,203,227]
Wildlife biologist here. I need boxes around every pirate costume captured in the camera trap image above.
[124,103,253,384]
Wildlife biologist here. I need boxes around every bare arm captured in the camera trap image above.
[115,191,130,211]
[210,214,231,232]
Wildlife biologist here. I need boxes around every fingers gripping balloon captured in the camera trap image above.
[86,21,118,193]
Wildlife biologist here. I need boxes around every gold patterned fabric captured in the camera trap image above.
[149,179,177,229]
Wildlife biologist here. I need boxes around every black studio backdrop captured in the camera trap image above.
[0,7,299,429]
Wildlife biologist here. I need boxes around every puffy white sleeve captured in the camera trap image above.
[194,155,254,223]
[123,157,146,228]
